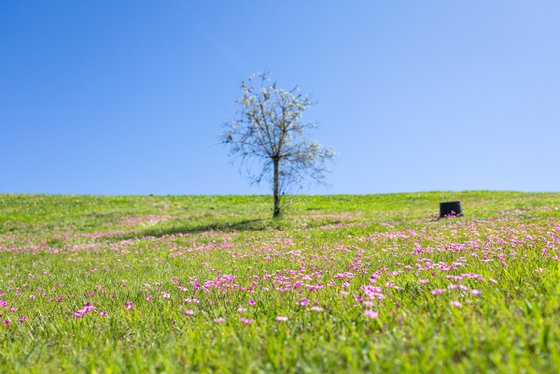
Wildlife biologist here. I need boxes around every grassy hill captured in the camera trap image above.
[1,192,559,372]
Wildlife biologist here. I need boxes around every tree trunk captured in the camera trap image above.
[273,158,281,218]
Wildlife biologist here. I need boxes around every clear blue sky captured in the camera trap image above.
[1,1,559,195]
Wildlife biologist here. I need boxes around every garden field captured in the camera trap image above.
[1,192,559,373]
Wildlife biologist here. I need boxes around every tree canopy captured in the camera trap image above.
[223,73,334,218]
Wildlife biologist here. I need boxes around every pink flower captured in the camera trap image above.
[240,318,253,324]
[248,300,256,306]
[29,295,35,300]
[299,298,310,306]
[145,296,153,301]
[73,311,84,318]
[184,310,194,316]
[470,289,481,296]
[214,317,225,324]
[364,310,379,319]
[162,292,170,299]
[124,301,134,310]
[3,319,10,325]
[9,307,17,312]
[19,316,27,323]
[237,307,247,313]
[276,316,288,321]
[100,311,107,317]
[310,306,324,312]
[431,289,446,295]
[450,301,462,308]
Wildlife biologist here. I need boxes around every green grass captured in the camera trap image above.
[1,191,559,373]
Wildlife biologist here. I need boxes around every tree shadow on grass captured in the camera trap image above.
[108,218,276,241]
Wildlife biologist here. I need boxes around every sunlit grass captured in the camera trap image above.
[1,192,559,372]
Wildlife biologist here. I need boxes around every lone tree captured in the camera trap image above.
[223,73,334,218]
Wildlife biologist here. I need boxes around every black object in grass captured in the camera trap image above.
[440,201,463,218]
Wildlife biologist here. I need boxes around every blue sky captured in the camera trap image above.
[1,1,559,195]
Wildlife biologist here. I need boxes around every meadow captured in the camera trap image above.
[0,191,559,373]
